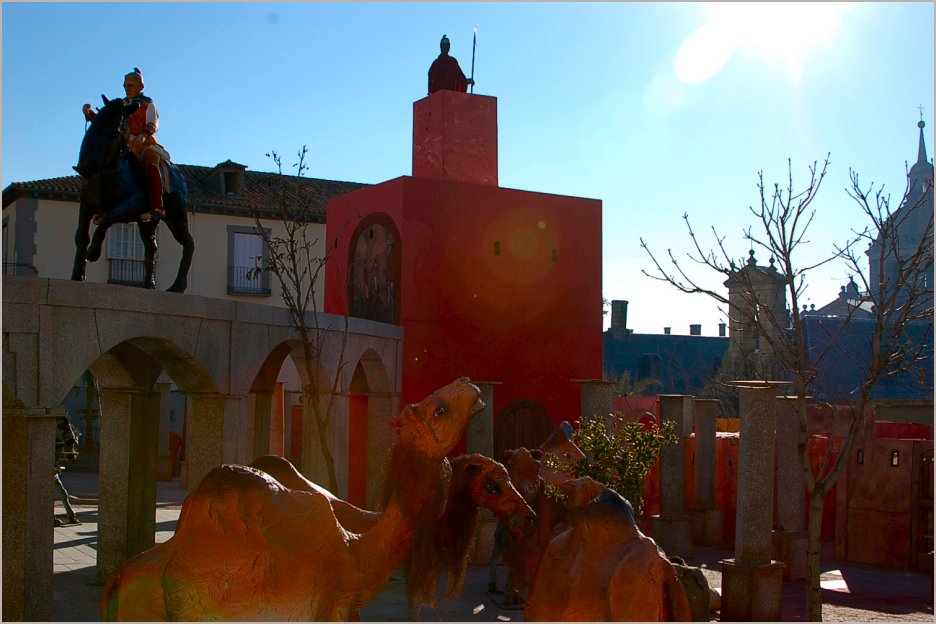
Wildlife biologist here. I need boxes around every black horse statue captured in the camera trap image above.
[71,95,194,292]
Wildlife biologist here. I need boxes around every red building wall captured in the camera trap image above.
[325,91,603,440]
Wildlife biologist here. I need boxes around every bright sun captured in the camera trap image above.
[674,2,853,84]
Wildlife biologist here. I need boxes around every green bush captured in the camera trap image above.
[545,412,677,518]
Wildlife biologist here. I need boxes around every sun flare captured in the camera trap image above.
[675,2,853,84]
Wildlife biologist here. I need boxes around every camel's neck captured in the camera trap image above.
[350,443,446,587]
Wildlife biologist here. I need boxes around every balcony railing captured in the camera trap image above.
[108,258,147,287]
[228,265,271,296]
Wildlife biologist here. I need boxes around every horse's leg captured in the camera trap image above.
[85,218,113,262]
[72,202,94,280]
[162,195,194,293]
[137,220,157,289]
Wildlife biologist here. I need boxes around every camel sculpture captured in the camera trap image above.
[250,452,535,608]
[524,487,692,621]
[101,377,486,621]
[498,421,591,604]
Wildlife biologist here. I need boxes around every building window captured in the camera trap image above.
[227,225,271,296]
[107,223,155,286]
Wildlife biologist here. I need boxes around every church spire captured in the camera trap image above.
[918,119,928,165]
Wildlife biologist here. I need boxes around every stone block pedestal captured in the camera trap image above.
[772,530,808,580]
[469,513,499,566]
[720,558,785,621]
[689,506,725,547]
[651,515,693,559]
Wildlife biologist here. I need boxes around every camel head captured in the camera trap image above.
[453,454,536,539]
[504,447,544,504]
[537,421,586,485]
[390,377,484,459]
[555,476,608,512]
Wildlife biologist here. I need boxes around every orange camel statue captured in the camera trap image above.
[101,377,486,621]
[525,487,692,621]
[250,452,535,608]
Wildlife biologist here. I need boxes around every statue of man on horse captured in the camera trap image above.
[73,67,194,292]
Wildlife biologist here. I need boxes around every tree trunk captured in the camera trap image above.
[806,489,826,621]
[305,386,339,492]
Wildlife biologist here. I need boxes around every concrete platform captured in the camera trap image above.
[52,469,934,622]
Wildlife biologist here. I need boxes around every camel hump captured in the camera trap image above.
[250,455,334,496]
[588,488,637,525]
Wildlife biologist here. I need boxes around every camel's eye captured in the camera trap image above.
[434,406,446,418]
[485,480,501,495]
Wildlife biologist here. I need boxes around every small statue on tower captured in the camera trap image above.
[428,35,475,94]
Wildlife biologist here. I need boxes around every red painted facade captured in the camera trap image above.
[325,91,603,461]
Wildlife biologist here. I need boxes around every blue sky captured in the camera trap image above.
[3,2,933,335]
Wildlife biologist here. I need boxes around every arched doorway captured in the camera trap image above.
[347,349,394,509]
[493,399,554,461]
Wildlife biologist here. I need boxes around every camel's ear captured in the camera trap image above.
[466,462,481,476]
[530,449,544,461]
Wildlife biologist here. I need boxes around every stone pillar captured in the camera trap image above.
[690,398,724,546]
[772,396,808,580]
[572,379,615,429]
[466,382,500,565]
[467,381,499,458]
[720,382,785,621]
[366,392,398,510]
[98,389,159,583]
[2,406,60,622]
[270,382,285,457]
[652,395,693,559]
[187,394,225,491]
[252,389,273,460]
[156,382,173,481]
[302,391,349,496]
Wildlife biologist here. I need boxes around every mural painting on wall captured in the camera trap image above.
[349,220,400,324]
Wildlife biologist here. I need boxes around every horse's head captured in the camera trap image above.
[74,95,138,178]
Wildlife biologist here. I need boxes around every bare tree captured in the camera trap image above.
[247,146,350,492]
[641,156,933,620]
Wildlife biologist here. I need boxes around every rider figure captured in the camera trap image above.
[83,67,167,223]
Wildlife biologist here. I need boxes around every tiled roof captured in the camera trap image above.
[2,164,369,221]
[603,332,729,396]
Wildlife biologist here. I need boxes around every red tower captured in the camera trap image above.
[325,90,603,473]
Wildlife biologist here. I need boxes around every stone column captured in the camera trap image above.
[467,381,499,458]
[252,389,273,460]
[467,382,500,565]
[156,382,173,481]
[98,389,159,583]
[772,396,808,580]
[2,406,60,622]
[187,394,225,491]
[572,379,615,429]
[366,391,398,510]
[720,382,785,621]
[652,395,693,559]
[690,398,724,546]
[302,390,349,496]
[270,382,285,457]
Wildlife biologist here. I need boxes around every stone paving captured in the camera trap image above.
[52,470,933,622]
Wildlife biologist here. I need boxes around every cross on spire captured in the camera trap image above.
[918,104,925,122]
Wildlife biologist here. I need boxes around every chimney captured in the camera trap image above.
[689,324,702,336]
[718,322,727,337]
[610,300,629,339]
[663,327,671,335]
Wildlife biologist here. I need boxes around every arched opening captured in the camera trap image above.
[493,399,554,461]
[347,349,394,509]
[347,213,401,325]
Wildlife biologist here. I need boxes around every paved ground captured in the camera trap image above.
[53,469,933,622]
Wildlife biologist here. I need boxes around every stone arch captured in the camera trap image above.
[347,348,395,508]
[494,398,555,461]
